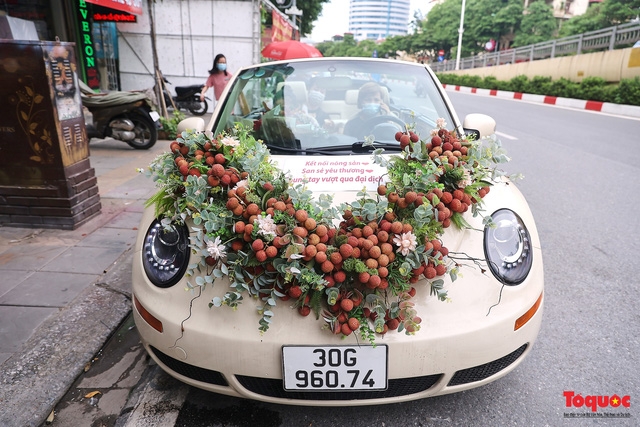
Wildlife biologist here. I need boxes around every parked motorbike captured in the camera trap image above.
[158,77,209,116]
[80,81,160,150]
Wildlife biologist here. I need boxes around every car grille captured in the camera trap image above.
[447,344,528,386]
[150,346,228,386]
[235,374,442,400]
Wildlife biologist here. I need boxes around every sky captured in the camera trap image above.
[308,0,426,43]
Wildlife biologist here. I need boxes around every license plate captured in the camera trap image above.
[149,111,160,122]
[282,345,387,391]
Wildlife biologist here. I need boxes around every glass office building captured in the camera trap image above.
[348,0,410,41]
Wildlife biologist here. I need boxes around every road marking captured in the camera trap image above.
[496,131,517,140]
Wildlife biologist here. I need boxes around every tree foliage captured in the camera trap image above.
[557,3,607,37]
[513,1,557,47]
[314,0,639,60]
[265,0,331,37]
[421,0,462,58]
[559,0,640,37]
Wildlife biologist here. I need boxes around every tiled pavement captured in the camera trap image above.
[0,137,170,427]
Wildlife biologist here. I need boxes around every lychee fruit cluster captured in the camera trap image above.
[161,124,495,340]
[170,140,245,187]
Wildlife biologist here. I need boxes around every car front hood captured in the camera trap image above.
[133,174,543,348]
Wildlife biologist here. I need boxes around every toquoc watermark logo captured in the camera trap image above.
[564,391,631,413]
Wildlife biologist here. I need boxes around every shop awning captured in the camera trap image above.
[84,0,143,16]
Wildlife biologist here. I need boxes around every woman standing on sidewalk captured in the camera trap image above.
[200,54,232,106]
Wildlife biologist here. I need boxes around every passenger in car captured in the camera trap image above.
[307,79,335,131]
[279,86,319,128]
[260,86,318,147]
[342,82,391,138]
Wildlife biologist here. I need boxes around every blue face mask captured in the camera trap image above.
[216,63,227,71]
[361,103,380,117]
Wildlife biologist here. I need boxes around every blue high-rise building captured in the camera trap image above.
[348,0,411,41]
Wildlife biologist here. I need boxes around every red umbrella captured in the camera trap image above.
[261,40,323,60]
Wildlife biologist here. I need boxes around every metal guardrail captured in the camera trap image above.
[429,22,640,72]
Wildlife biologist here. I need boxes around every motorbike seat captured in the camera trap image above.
[175,85,203,97]
[79,79,150,108]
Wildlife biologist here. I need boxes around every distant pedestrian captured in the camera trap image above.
[200,54,232,104]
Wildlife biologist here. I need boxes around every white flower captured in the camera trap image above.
[393,232,418,256]
[220,136,240,147]
[206,236,226,260]
[457,168,472,188]
[430,129,438,136]
[255,214,277,238]
[436,118,447,129]
[234,179,248,190]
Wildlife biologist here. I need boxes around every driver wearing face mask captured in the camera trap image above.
[343,82,391,138]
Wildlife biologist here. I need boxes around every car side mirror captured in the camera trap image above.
[462,113,496,140]
[177,117,206,135]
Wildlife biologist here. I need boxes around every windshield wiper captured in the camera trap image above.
[265,145,341,155]
[351,141,403,152]
[265,141,403,155]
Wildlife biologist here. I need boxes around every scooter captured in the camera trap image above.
[80,81,160,150]
[158,77,209,116]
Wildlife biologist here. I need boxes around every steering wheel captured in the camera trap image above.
[363,115,405,140]
[364,114,406,129]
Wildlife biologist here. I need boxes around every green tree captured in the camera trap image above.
[513,1,557,47]
[404,31,435,62]
[421,0,463,59]
[559,0,640,37]
[470,0,523,51]
[557,3,607,37]
[265,0,330,37]
[378,35,408,59]
[492,0,524,50]
[316,33,358,57]
[600,0,640,24]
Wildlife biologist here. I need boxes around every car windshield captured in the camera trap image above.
[212,59,456,154]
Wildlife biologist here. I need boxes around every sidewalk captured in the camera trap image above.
[0,137,170,427]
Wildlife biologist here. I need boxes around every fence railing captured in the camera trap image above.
[429,22,640,73]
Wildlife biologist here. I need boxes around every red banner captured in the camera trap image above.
[271,10,292,42]
[84,0,143,16]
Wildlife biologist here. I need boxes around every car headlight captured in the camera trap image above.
[484,209,533,285]
[142,219,190,288]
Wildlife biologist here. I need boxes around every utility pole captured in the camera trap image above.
[455,0,466,71]
[147,0,167,118]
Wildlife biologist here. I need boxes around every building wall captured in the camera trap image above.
[349,0,410,41]
[115,0,260,96]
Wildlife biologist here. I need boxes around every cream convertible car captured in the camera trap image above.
[133,58,544,405]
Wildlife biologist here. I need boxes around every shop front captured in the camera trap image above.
[0,0,142,229]
[0,0,143,90]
